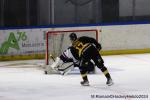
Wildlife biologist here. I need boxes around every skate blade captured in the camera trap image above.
[107,82,114,86]
[81,84,90,86]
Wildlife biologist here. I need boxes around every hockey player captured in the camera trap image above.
[69,33,113,86]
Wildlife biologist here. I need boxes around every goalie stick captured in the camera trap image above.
[50,54,55,62]
[58,63,74,75]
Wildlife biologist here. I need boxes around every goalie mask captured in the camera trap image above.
[69,33,77,41]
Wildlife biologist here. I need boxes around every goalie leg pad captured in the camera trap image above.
[45,65,60,74]
[59,65,74,75]
[51,57,63,69]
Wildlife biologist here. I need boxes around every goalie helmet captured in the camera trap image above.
[69,33,77,41]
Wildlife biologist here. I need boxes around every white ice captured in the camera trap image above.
[0,54,150,100]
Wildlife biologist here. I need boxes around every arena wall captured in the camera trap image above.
[0,24,150,60]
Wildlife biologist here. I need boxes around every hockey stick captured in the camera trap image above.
[58,63,74,71]
[58,63,74,75]
[50,54,55,62]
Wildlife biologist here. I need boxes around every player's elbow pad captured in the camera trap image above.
[97,45,102,50]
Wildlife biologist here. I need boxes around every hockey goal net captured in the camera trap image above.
[45,29,99,65]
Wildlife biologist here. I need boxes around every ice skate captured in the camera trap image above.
[106,78,114,86]
[80,80,90,86]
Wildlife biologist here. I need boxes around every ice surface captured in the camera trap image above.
[0,54,150,100]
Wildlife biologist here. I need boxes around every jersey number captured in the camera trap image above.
[75,42,88,57]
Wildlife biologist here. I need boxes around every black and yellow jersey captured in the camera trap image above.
[72,39,90,57]
[75,36,101,50]
[70,36,101,58]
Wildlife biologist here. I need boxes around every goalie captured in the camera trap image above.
[45,47,95,75]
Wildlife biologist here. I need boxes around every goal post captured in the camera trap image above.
[45,29,99,65]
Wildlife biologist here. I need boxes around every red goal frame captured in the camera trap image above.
[45,29,99,65]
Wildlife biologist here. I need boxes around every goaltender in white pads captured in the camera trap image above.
[45,48,78,75]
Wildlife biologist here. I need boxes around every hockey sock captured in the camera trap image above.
[80,71,88,81]
[100,66,111,79]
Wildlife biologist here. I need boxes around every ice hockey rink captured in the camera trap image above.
[0,53,150,100]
